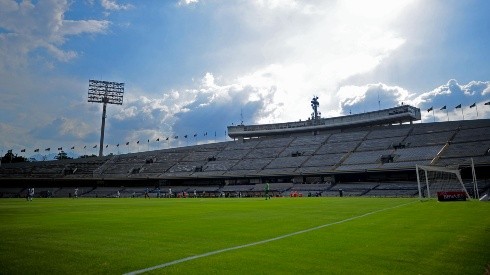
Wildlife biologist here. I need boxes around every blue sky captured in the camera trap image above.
[1,0,489,158]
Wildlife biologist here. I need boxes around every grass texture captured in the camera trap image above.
[0,197,489,274]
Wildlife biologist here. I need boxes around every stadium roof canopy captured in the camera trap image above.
[228,105,421,140]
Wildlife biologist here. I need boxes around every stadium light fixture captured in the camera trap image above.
[88,80,124,157]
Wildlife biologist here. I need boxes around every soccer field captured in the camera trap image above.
[0,197,488,274]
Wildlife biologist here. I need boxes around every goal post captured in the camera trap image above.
[415,164,471,201]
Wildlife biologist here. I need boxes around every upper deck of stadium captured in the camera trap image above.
[227,104,421,139]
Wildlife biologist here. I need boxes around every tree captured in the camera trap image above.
[1,150,28,164]
[55,151,72,160]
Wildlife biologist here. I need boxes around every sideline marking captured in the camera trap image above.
[123,201,416,275]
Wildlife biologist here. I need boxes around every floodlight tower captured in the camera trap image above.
[88,80,124,157]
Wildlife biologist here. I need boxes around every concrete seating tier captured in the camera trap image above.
[245,147,284,159]
[404,131,455,146]
[357,137,405,151]
[394,145,443,162]
[216,149,251,160]
[302,153,345,167]
[256,137,294,148]
[380,160,431,169]
[102,163,137,175]
[411,121,461,134]
[441,141,490,158]
[289,135,330,146]
[366,126,412,139]
[204,160,239,171]
[279,145,321,157]
[335,163,381,171]
[436,156,490,166]
[343,149,393,165]
[316,140,360,154]
[167,161,205,173]
[328,131,368,143]
[140,162,175,173]
[231,158,272,170]
[182,151,217,162]
[452,127,490,143]
[224,140,260,150]
[266,156,308,169]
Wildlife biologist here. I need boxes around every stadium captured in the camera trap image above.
[1,101,490,274]
[1,101,489,199]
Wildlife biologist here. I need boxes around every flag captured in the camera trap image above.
[166,137,169,140]
[93,145,97,148]
[156,138,160,142]
[126,142,129,145]
[71,146,75,150]
[427,107,433,112]
[34,149,39,152]
[175,136,178,139]
[193,133,197,137]
[117,144,120,147]
[21,149,26,152]
[147,139,149,143]
[58,147,62,151]
[440,105,446,110]
[455,104,461,109]
[470,103,476,108]
[485,101,490,106]
[84,145,87,149]
[106,145,108,148]
[45,148,50,151]
[184,135,188,138]
[137,141,140,144]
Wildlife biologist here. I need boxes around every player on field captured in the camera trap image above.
[265,182,270,200]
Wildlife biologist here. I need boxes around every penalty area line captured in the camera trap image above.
[123,200,416,275]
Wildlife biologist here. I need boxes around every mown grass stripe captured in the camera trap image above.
[123,200,416,275]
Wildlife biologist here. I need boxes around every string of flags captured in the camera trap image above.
[426,102,486,112]
[6,131,226,155]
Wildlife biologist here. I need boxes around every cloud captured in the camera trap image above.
[337,79,490,122]
[0,0,110,72]
[29,117,97,142]
[337,83,411,114]
[100,0,133,10]
[178,0,199,6]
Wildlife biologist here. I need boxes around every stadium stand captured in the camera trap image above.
[2,112,490,198]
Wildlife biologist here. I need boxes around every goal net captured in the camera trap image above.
[415,165,470,201]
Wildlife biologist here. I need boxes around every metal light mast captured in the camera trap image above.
[88,80,124,157]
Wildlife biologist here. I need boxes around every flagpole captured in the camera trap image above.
[446,109,449,121]
[432,109,435,122]
[461,107,464,120]
[476,105,479,118]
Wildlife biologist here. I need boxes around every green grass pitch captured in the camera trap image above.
[0,197,489,274]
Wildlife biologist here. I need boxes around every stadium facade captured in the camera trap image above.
[1,104,489,198]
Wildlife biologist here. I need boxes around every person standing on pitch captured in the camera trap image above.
[265,182,270,200]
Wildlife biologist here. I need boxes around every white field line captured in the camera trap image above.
[123,201,416,275]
